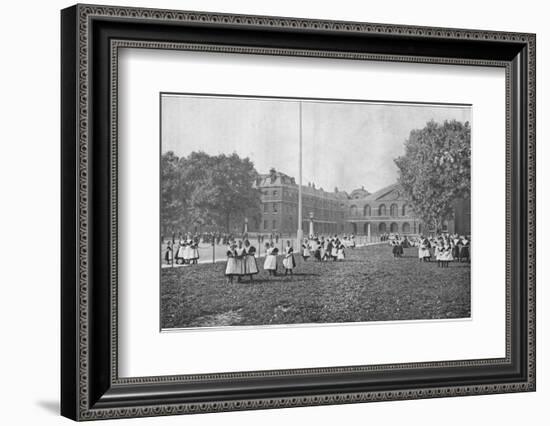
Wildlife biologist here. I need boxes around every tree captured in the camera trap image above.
[394,120,471,233]
[160,151,187,234]
[160,151,262,233]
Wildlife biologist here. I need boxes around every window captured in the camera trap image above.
[402,222,411,233]
[390,203,398,217]
[390,222,398,233]
[364,204,371,216]
[273,203,278,213]
[272,220,277,230]
[263,220,268,230]
[350,205,358,216]
[273,190,278,197]
[378,204,387,216]
[263,203,268,212]
[379,223,386,233]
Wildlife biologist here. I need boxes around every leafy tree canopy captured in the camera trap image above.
[161,151,261,233]
[394,120,471,232]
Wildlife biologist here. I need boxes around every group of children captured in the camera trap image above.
[224,239,259,283]
[225,240,296,282]
[417,234,470,267]
[164,238,200,265]
[302,235,351,262]
[223,234,352,283]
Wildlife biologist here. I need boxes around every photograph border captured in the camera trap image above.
[61,4,535,421]
[158,91,474,332]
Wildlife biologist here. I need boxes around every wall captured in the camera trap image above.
[0,0,547,425]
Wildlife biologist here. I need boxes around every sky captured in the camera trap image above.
[161,94,471,193]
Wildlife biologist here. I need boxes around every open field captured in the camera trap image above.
[160,244,470,328]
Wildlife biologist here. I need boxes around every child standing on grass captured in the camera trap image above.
[263,242,278,276]
[418,236,431,262]
[435,240,443,267]
[243,239,259,281]
[164,241,173,265]
[337,242,345,261]
[189,240,199,265]
[302,239,311,261]
[440,241,453,267]
[282,240,296,275]
[234,240,246,282]
[225,243,239,284]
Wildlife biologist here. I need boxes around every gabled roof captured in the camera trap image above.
[359,183,407,202]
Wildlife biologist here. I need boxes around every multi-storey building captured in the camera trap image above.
[249,168,470,237]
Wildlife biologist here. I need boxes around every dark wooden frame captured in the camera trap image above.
[61,3,536,421]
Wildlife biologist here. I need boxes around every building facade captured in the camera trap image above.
[249,168,470,237]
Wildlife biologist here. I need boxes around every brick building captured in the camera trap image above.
[248,168,470,237]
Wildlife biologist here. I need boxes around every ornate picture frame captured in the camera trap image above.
[61,4,535,421]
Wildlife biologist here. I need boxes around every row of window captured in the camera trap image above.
[261,189,342,208]
[262,203,414,218]
[262,202,345,219]
[350,203,413,217]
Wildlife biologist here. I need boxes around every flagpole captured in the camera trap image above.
[297,102,303,249]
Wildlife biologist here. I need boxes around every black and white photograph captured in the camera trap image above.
[160,93,472,329]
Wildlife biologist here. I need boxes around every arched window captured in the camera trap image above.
[390,222,399,233]
[363,204,371,216]
[378,223,387,233]
[402,222,411,233]
[378,204,386,216]
[390,203,399,217]
[418,223,423,235]
[350,205,358,216]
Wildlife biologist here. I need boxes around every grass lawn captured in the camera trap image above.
[160,244,471,328]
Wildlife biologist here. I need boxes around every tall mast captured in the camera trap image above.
[297,102,303,247]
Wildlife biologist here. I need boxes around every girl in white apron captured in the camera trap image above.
[243,240,259,280]
[263,242,278,276]
[234,241,246,281]
[337,243,345,261]
[190,240,200,264]
[176,240,186,264]
[282,241,296,275]
[302,239,311,261]
[225,243,239,283]
[331,240,339,261]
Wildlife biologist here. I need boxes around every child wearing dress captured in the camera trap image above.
[234,240,246,282]
[263,242,278,276]
[225,243,239,283]
[183,238,193,265]
[337,243,345,261]
[164,241,173,265]
[175,240,186,264]
[302,239,311,261]
[435,241,443,267]
[418,236,431,262]
[282,241,296,275]
[331,239,339,261]
[190,240,200,265]
[243,240,259,281]
[459,236,470,262]
[440,242,453,267]
[312,238,321,262]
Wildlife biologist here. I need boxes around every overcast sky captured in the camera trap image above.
[161,94,471,193]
